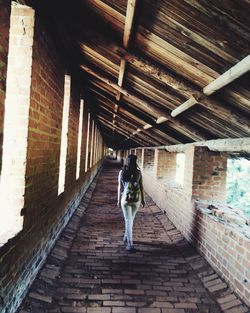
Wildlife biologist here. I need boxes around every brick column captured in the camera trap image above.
[0,3,35,243]
[136,149,142,168]
[192,146,227,202]
[142,148,155,171]
[154,148,176,179]
[117,150,122,162]
[183,146,194,198]
[141,148,144,171]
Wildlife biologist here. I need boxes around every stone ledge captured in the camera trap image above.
[196,200,250,240]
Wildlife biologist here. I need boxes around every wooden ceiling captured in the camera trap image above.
[30,0,250,149]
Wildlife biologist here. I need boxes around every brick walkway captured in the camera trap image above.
[19,160,250,313]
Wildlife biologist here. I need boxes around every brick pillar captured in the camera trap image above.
[117,150,122,162]
[192,146,227,202]
[141,148,144,171]
[0,2,10,174]
[154,148,176,179]
[0,3,35,243]
[184,146,194,198]
[136,149,142,168]
[119,150,125,165]
[142,148,155,170]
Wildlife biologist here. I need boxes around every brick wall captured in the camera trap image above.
[0,2,35,242]
[142,148,154,170]
[192,206,250,304]
[132,145,250,306]
[135,148,142,167]
[192,147,227,202]
[154,148,176,179]
[0,3,105,313]
[0,0,11,173]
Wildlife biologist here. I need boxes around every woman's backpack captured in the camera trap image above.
[125,173,141,203]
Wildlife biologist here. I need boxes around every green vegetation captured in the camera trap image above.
[226,157,250,217]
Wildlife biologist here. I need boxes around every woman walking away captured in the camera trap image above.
[117,154,145,252]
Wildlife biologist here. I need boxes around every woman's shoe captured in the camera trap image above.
[123,235,127,244]
[126,245,136,253]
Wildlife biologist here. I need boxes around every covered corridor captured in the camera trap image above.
[0,0,250,312]
[17,159,249,313]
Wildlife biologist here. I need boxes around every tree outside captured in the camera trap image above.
[226,157,250,217]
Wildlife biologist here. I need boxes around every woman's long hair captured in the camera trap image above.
[122,154,140,182]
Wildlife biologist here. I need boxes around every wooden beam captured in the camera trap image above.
[86,84,155,125]
[118,59,127,87]
[83,0,217,86]
[156,117,168,124]
[116,0,137,101]
[115,114,166,145]
[116,58,126,101]
[98,117,148,146]
[100,123,138,145]
[144,124,152,130]
[203,55,250,95]
[171,96,198,117]
[114,108,174,144]
[81,63,168,119]
[97,109,160,146]
[98,116,130,138]
[140,137,250,154]
[79,36,249,133]
[136,26,218,86]
[97,103,176,145]
[116,47,211,96]
[97,111,160,146]
[116,48,250,134]
[85,80,207,141]
[101,129,137,149]
[86,84,201,143]
[123,0,137,48]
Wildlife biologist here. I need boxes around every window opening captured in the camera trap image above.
[0,3,35,245]
[175,153,185,185]
[58,75,71,195]
[90,120,95,167]
[226,157,250,217]
[76,99,84,180]
[85,113,90,172]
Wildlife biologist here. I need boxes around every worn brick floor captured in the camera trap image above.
[18,160,250,313]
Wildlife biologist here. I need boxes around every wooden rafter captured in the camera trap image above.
[80,36,250,134]
[81,64,207,141]
[171,96,198,117]
[98,113,156,146]
[86,82,208,142]
[95,101,177,145]
[116,0,137,112]
[87,90,192,144]
[98,116,149,146]
[99,106,167,145]
[82,0,218,85]
[36,0,250,150]
[116,48,250,133]
[81,64,167,119]
[203,55,250,95]
[123,0,137,48]
[97,111,160,146]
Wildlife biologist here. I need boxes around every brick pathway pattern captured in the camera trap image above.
[18,160,250,313]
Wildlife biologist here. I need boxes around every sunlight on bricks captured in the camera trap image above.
[175,153,185,185]
[0,3,35,246]
[58,74,71,195]
[85,112,91,173]
[76,99,84,180]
